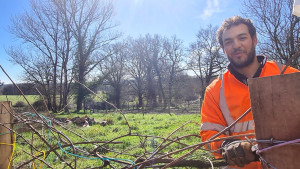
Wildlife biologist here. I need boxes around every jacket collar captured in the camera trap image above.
[227,55,267,85]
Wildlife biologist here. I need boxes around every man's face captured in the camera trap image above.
[222,24,257,68]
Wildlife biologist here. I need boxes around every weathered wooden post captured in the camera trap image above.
[248,72,300,169]
[0,101,13,169]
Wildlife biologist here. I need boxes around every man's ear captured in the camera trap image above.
[222,47,226,54]
[253,35,258,46]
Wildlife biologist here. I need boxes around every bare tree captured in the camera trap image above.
[172,74,200,107]
[53,0,75,112]
[126,37,147,109]
[147,35,168,108]
[8,0,118,112]
[8,0,72,113]
[162,36,185,112]
[124,35,185,111]
[126,35,166,110]
[7,50,55,110]
[126,34,185,110]
[188,25,226,106]
[99,42,127,108]
[138,35,158,108]
[61,0,119,111]
[242,0,300,68]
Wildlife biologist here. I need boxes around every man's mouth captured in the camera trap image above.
[232,51,244,57]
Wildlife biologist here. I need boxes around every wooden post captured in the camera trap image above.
[248,72,300,169]
[0,101,13,169]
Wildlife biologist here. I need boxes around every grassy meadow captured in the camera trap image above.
[0,95,40,105]
[12,112,211,168]
[0,95,212,168]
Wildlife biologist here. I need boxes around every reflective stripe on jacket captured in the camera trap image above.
[200,60,299,168]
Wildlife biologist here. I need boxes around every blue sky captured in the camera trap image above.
[0,0,242,84]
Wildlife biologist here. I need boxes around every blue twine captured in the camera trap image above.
[23,113,136,168]
[23,113,53,144]
[57,141,136,167]
[24,113,53,167]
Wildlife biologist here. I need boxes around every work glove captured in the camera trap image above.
[222,140,258,167]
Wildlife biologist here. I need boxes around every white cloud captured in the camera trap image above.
[200,0,222,20]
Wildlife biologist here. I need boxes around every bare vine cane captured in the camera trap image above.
[281,49,300,74]
[129,133,254,168]
[23,150,54,169]
[244,137,276,169]
[137,121,201,168]
[0,65,51,128]
[34,87,51,114]
[0,65,77,168]
[73,79,135,160]
[161,107,252,169]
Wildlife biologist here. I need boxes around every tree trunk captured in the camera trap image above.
[138,91,143,108]
[76,83,84,111]
[63,66,69,112]
[52,58,58,113]
[76,37,85,111]
[115,87,121,108]
[146,66,157,108]
[154,64,167,109]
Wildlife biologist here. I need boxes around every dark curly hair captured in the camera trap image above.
[217,16,256,48]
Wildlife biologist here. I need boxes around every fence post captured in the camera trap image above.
[0,101,13,169]
[249,72,300,169]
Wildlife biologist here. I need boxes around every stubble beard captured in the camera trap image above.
[228,45,256,68]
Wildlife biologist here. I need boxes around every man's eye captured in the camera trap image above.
[224,41,232,45]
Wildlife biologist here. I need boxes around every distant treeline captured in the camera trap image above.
[0,74,202,112]
[0,83,39,95]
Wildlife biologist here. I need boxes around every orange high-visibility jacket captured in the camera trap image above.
[200,59,299,169]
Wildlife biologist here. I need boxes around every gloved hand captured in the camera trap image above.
[222,141,258,167]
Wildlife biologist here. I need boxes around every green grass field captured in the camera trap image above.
[1,95,209,168]
[12,112,210,168]
[0,95,40,105]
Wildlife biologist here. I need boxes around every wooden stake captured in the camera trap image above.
[0,101,13,169]
[248,72,300,169]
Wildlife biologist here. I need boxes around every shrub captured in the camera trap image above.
[32,100,46,111]
[14,101,26,108]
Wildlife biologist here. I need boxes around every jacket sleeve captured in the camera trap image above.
[283,66,299,74]
[200,82,228,158]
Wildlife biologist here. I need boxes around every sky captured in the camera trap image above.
[0,0,243,84]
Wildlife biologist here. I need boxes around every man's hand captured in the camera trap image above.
[222,141,257,167]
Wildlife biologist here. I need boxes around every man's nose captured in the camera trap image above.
[232,40,241,49]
